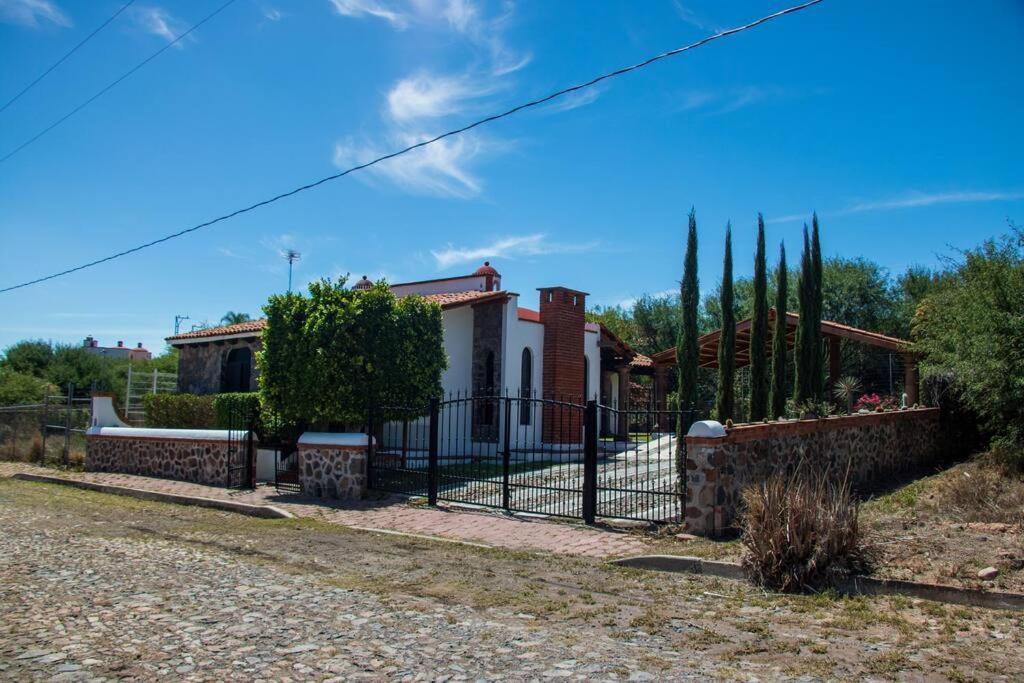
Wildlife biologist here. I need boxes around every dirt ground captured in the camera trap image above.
[2,477,1023,681]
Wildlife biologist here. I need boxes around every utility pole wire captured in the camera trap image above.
[0,0,825,294]
[0,0,139,116]
[0,0,238,165]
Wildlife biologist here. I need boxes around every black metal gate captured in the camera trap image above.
[224,408,256,490]
[369,392,698,524]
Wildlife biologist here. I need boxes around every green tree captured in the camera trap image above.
[46,346,116,393]
[586,305,635,348]
[677,209,700,413]
[258,277,446,429]
[769,242,789,418]
[220,311,252,326]
[811,214,825,396]
[749,215,769,420]
[913,225,1024,452]
[794,226,816,404]
[0,368,56,406]
[715,224,736,421]
[1,340,53,377]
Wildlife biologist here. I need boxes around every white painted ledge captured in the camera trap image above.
[86,426,249,442]
[297,432,373,448]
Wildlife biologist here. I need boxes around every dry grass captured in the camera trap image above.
[930,460,1024,527]
[740,466,875,592]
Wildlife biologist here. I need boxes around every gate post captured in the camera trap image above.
[502,397,512,510]
[582,400,598,525]
[366,408,376,490]
[63,383,73,467]
[246,413,256,489]
[427,397,439,506]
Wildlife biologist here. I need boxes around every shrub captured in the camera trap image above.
[143,393,216,428]
[213,392,262,428]
[740,466,874,592]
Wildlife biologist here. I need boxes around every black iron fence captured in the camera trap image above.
[0,385,91,468]
[368,392,699,524]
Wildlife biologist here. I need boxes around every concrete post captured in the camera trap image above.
[902,354,920,406]
[616,367,631,438]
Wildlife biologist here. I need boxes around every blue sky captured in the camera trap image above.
[1,0,1022,355]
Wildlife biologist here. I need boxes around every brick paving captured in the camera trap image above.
[0,462,647,558]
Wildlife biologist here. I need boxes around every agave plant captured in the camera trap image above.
[832,376,863,415]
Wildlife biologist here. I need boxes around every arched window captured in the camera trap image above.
[222,347,253,393]
[583,355,590,402]
[520,348,532,425]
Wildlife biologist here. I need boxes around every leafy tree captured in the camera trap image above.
[258,277,447,429]
[794,226,817,404]
[715,224,736,421]
[633,293,682,355]
[913,225,1024,453]
[769,242,789,418]
[220,311,252,326]
[0,368,55,406]
[1,340,53,377]
[749,215,769,420]
[677,209,700,413]
[586,305,635,348]
[46,346,116,393]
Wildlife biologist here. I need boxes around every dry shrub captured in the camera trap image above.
[933,459,1024,528]
[740,466,875,592]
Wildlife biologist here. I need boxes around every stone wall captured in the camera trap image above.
[86,434,232,486]
[684,408,942,536]
[176,337,261,395]
[298,437,369,500]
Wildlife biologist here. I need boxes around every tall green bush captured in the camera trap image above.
[795,225,823,404]
[258,277,447,428]
[213,392,263,428]
[749,215,769,421]
[715,224,735,421]
[143,393,216,428]
[677,209,700,413]
[769,242,789,419]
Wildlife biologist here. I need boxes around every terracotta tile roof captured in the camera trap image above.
[517,307,541,323]
[166,290,508,343]
[629,353,654,368]
[423,290,508,309]
[167,319,266,342]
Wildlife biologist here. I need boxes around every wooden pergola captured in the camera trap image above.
[648,308,920,407]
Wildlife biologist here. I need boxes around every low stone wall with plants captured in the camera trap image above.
[298,434,370,500]
[684,407,942,536]
[85,428,238,487]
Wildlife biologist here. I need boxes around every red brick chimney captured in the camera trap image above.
[538,286,588,443]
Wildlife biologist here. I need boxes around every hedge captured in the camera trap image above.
[143,393,216,429]
[212,392,262,429]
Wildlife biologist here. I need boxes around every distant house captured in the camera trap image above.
[166,263,660,437]
[82,336,151,361]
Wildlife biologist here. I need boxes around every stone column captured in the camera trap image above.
[902,354,920,406]
[616,367,631,438]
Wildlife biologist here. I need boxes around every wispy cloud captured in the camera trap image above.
[675,85,824,116]
[0,0,70,28]
[263,6,283,21]
[133,5,188,46]
[540,86,603,115]
[767,189,1024,225]
[387,72,494,122]
[328,0,406,27]
[431,233,597,269]
[334,132,485,198]
[670,1,719,32]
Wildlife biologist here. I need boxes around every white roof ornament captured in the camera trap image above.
[686,420,727,438]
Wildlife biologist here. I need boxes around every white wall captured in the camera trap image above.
[440,305,473,395]
[503,293,545,447]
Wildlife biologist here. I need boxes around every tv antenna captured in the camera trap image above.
[174,314,190,335]
[284,249,301,292]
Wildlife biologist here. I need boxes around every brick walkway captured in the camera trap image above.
[0,462,647,558]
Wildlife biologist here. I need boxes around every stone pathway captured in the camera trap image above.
[0,498,696,681]
[0,463,647,558]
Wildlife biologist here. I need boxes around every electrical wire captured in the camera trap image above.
[0,0,825,294]
[0,0,238,165]
[0,0,139,115]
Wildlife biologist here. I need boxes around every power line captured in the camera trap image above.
[0,0,825,294]
[0,0,139,116]
[0,0,238,165]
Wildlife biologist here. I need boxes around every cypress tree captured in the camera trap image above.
[749,214,769,420]
[794,225,814,404]
[769,242,788,418]
[811,213,825,398]
[676,209,700,490]
[715,224,735,421]
[677,209,700,415]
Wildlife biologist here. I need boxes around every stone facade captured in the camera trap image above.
[471,300,504,442]
[299,446,367,500]
[86,435,231,486]
[176,337,261,395]
[684,408,942,536]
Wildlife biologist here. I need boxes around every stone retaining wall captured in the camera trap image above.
[86,435,232,487]
[684,408,942,536]
[298,436,369,500]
